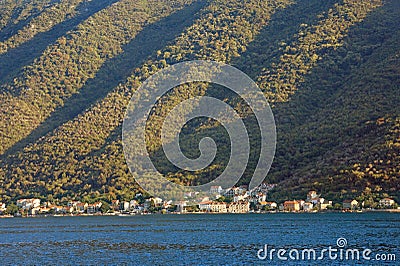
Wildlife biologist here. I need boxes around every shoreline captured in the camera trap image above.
[1,209,399,218]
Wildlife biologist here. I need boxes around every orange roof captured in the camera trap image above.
[199,201,213,205]
[284,200,299,204]
[210,202,226,205]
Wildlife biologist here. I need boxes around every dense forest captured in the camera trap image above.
[0,0,398,204]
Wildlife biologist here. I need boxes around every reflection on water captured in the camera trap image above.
[1,213,399,265]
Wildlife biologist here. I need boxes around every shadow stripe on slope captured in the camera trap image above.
[1,0,294,198]
[0,0,119,85]
[265,0,400,200]
[147,0,385,187]
[0,0,86,55]
[0,0,60,36]
[0,1,206,160]
[0,0,195,155]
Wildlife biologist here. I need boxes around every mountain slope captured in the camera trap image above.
[0,0,294,201]
[0,0,195,155]
[265,0,400,202]
[0,0,398,203]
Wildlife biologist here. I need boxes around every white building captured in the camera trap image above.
[379,198,395,207]
[320,201,333,210]
[310,197,325,205]
[209,202,227,213]
[256,193,267,203]
[87,202,102,214]
[75,202,88,213]
[121,201,130,211]
[307,190,318,201]
[176,201,187,213]
[224,187,239,198]
[233,193,249,203]
[210,186,223,194]
[152,197,163,207]
[198,201,213,211]
[303,202,314,212]
[228,201,249,213]
[16,198,41,210]
[129,200,139,210]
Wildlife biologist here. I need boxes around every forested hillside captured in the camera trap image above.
[0,0,398,204]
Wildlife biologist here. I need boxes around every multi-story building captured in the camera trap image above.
[210,202,227,213]
[284,200,300,212]
[228,201,250,213]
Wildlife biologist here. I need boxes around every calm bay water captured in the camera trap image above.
[0,213,399,265]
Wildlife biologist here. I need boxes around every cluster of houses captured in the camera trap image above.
[111,197,164,214]
[194,188,333,213]
[281,190,333,212]
[112,184,276,214]
[0,184,276,216]
[193,184,276,213]
[0,185,398,216]
[280,192,398,212]
[11,199,104,215]
[341,197,398,211]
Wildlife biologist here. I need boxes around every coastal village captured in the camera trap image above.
[0,184,398,217]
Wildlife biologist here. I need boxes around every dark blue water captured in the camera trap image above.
[0,213,399,265]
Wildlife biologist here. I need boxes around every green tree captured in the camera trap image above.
[6,204,19,215]
[100,201,110,213]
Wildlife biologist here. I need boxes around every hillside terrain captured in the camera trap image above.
[0,0,398,204]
